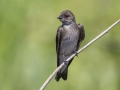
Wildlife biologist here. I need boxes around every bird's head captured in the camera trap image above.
[58,10,76,25]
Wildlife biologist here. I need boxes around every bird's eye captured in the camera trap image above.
[65,15,69,17]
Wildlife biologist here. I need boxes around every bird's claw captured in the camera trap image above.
[75,51,79,57]
[64,60,68,65]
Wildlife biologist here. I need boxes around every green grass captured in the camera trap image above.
[0,0,120,90]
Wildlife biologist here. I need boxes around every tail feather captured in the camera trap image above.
[55,71,61,81]
[55,57,74,81]
[55,68,68,81]
[61,68,68,80]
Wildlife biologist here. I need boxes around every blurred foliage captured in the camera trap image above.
[0,0,120,90]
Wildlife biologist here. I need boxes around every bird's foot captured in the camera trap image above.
[62,55,68,65]
[74,51,79,58]
[64,60,68,65]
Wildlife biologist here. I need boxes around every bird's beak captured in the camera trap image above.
[57,16,62,19]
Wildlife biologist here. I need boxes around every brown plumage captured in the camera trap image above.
[55,10,85,81]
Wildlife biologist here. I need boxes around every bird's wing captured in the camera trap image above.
[56,26,63,67]
[77,23,85,50]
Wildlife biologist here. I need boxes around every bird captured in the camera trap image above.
[55,10,85,81]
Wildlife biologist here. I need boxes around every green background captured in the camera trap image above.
[0,0,120,90]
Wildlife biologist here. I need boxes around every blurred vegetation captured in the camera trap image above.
[0,0,120,90]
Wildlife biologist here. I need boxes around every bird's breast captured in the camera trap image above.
[64,25,79,40]
[60,25,79,55]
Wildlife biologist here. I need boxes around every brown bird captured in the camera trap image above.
[55,10,85,81]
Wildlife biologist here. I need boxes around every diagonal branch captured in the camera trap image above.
[39,19,120,90]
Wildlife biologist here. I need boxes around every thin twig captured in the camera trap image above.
[39,19,120,90]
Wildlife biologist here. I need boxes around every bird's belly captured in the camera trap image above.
[60,35,78,55]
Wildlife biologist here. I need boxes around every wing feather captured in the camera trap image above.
[56,26,63,66]
[77,23,85,50]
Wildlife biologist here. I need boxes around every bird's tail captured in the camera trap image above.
[61,67,68,80]
[55,55,74,81]
[55,67,68,81]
